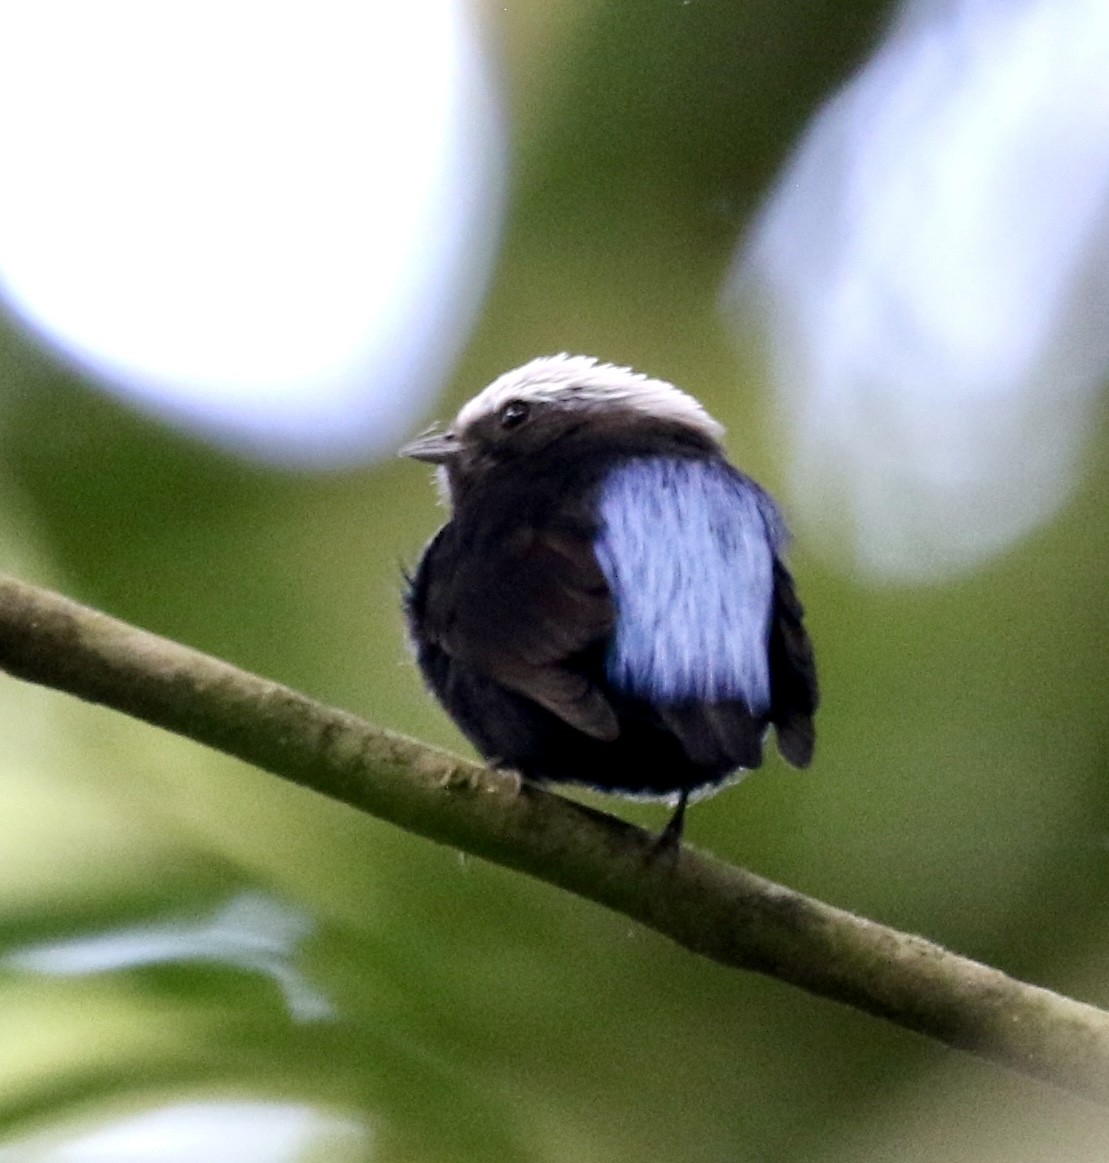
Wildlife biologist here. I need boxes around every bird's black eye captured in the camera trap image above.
[498,400,531,430]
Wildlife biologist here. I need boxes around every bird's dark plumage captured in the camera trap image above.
[402,354,817,841]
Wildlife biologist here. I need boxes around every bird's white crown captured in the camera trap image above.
[455,354,725,441]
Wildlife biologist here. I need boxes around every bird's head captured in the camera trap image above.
[400,354,725,505]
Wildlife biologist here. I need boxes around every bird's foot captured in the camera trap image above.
[650,790,689,856]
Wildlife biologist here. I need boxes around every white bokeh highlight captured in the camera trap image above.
[0,1,505,465]
[726,0,1109,580]
[3,892,333,1022]
[0,1101,369,1163]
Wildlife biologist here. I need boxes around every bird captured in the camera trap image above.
[400,354,817,845]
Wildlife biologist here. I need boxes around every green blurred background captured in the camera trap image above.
[0,1,1108,1160]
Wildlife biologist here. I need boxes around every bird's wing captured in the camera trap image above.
[768,558,818,767]
[594,457,781,712]
[418,518,620,741]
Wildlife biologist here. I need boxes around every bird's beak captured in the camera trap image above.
[398,431,459,464]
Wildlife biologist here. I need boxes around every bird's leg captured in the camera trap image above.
[654,788,689,852]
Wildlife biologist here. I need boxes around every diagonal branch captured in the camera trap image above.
[0,573,1107,1100]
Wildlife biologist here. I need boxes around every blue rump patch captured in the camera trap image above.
[594,457,782,712]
